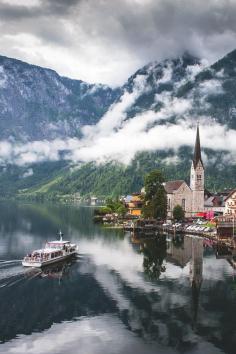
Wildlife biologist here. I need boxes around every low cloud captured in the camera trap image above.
[0,120,235,167]
[0,61,235,167]
[199,79,224,96]
[21,168,34,178]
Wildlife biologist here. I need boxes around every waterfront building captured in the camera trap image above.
[224,189,236,215]
[90,196,98,206]
[164,125,205,218]
[164,180,193,218]
[204,189,235,215]
[204,194,226,214]
[123,193,143,216]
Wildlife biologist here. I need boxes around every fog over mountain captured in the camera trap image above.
[0,0,236,196]
[0,51,236,168]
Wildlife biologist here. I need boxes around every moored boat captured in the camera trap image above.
[22,233,78,268]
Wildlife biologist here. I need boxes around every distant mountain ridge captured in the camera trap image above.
[0,50,236,198]
[115,50,236,129]
[1,50,236,142]
[0,55,120,141]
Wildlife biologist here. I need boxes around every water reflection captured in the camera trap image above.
[133,234,204,328]
[140,237,167,280]
[0,202,236,354]
[25,258,76,281]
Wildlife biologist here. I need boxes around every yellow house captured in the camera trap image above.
[129,208,142,216]
[126,194,143,217]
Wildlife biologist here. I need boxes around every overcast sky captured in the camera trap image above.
[0,0,236,86]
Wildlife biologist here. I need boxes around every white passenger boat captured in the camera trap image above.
[22,233,78,268]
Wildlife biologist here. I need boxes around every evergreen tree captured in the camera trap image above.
[142,170,167,219]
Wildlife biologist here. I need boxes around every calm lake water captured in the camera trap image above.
[0,202,236,354]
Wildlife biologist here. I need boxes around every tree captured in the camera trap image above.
[173,204,185,221]
[94,206,113,215]
[142,170,167,219]
[104,197,127,216]
[116,204,127,217]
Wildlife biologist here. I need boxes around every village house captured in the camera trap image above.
[123,193,143,216]
[224,189,236,216]
[204,191,229,215]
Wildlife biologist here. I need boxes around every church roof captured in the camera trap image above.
[193,125,204,169]
[163,180,185,194]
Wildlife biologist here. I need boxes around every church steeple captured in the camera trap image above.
[193,124,203,169]
[190,124,205,213]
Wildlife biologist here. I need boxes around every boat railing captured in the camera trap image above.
[24,255,49,262]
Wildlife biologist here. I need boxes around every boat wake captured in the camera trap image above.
[0,255,80,289]
[0,259,41,289]
[0,259,22,267]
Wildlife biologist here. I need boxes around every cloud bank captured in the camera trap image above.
[0,0,236,85]
[0,59,234,167]
[0,121,235,166]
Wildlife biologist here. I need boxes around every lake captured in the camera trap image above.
[0,202,236,354]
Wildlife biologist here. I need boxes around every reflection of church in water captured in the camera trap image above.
[190,237,203,325]
[167,236,203,323]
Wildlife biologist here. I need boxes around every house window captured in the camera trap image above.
[182,199,186,211]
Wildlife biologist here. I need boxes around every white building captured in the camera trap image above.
[164,125,205,218]
[224,189,236,215]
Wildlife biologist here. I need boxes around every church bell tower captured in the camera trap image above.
[190,124,204,213]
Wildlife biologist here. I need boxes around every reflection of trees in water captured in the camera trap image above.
[140,236,167,280]
[172,234,184,249]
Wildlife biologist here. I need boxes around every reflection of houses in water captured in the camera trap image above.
[215,241,236,269]
[166,236,192,268]
[166,236,203,285]
[166,235,204,325]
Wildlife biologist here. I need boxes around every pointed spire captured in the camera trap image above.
[193,123,203,169]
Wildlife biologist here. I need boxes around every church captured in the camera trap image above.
[164,125,205,218]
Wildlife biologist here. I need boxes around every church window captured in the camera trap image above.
[197,175,201,181]
[182,199,186,211]
[168,198,171,210]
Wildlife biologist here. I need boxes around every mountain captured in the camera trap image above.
[116,50,236,128]
[0,55,120,141]
[0,51,235,199]
[177,49,236,129]
[123,53,201,119]
[16,148,236,201]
